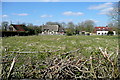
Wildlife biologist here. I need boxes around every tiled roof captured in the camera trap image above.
[11,24,26,31]
[93,27,112,33]
[95,27,112,31]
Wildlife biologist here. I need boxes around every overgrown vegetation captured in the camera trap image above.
[1,35,119,79]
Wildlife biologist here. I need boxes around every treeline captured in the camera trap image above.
[1,19,119,36]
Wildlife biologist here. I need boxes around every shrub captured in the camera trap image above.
[107,31,114,35]
[66,29,74,36]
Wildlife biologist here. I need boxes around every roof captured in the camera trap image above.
[42,25,59,31]
[95,27,111,29]
[11,24,26,31]
[95,27,112,31]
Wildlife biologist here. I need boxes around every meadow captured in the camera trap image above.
[2,35,119,79]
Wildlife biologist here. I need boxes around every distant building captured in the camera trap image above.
[9,24,26,31]
[41,25,64,35]
[94,26,116,35]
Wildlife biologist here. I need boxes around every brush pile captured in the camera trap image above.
[1,47,120,79]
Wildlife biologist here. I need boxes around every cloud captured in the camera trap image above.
[13,13,29,16]
[88,2,113,10]
[2,15,8,18]
[88,2,113,15]
[89,19,99,23]
[99,7,113,14]
[63,11,84,16]
[40,15,53,18]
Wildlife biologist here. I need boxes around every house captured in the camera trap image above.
[9,24,26,31]
[94,26,116,35]
[2,24,29,37]
[41,25,64,35]
[80,31,91,35]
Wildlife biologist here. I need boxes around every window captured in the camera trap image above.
[98,33,100,35]
[44,29,46,31]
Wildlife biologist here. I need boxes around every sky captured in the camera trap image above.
[2,0,119,2]
[1,2,117,26]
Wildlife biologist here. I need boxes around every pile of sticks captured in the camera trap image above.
[1,48,120,79]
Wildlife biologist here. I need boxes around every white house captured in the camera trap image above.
[94,26,116,35]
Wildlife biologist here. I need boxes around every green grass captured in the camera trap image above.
[2,35,118,57]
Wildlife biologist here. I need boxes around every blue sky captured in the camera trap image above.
[2,2,116,26]
[2,0,119,2]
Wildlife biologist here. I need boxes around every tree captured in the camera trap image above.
[108,2,119,22]
[84,20,95,32]
[67,22,75,29]
[77,22,85,32]
[108,1,120,73]
[2,21,9,31]
[27,23,33,27]
[108,2,119,31]
[60,22,67,28]
[107,22,119,34]
[77,20,95,33]
[66,22,76,35]
[108,2,120,33]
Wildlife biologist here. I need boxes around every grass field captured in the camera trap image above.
[2,35,118,56]
[2,35,119,79]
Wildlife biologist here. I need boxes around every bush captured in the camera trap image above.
[66,29,74,36]
[107,31,114,35]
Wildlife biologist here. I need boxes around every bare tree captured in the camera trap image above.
[109,1,120,73]
[67,22,75,29]
[77,20,95,33]
[2,21,9,31]
[108,2,119,27]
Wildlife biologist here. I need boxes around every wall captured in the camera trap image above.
[97,31,108,35]
[97,31,116,35]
